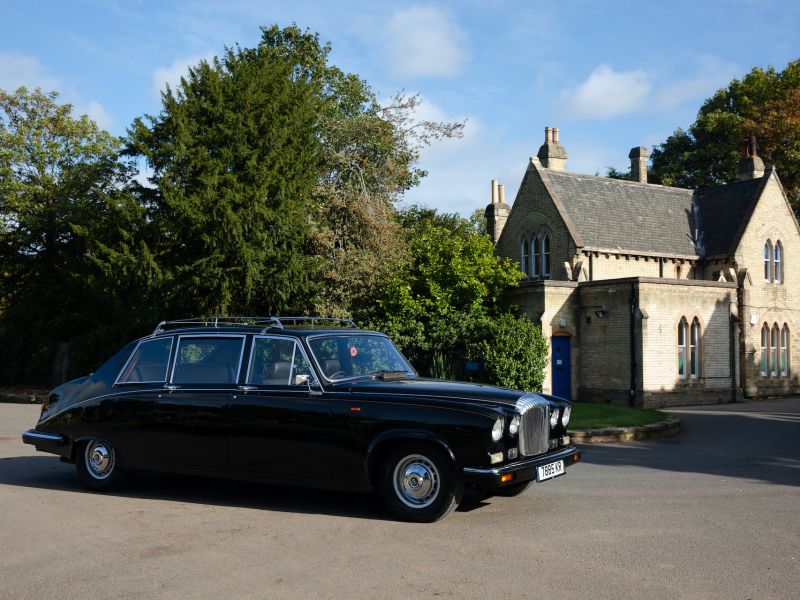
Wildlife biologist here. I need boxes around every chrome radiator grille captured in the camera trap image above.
[516,395,550,457]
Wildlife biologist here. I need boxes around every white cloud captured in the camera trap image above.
[653,56,739,110]
[384,6,468,78]
[561,64,651,119]
[152,54,213,99]
[0,52,61,92]
[77,100,114,129]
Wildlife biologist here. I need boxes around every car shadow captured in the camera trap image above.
[579,407,800,488]
[0,455,490,520]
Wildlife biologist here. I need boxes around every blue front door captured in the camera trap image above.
[551,336,572,400]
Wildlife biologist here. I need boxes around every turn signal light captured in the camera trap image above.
[501,473,514,483]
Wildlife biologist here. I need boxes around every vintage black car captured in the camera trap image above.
[23,317,580,521]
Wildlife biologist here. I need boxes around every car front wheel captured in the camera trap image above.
[380,443,463,522]
[76,439,123,491]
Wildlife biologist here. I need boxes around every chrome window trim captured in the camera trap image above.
[114,337,175,386]
[169,334,247,386]
[245,334,318,387]
[304,331,416,384]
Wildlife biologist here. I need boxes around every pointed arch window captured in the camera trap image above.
[690,318,701,379]
[771,324,779,377]
[774,241,783,284]
[781,324,790,376]
[760,324,769,376]
[520,238,530,276]
[678,318,688,380]
[542,234,551,276]
[532,234,540,277]
[764,241,773,282]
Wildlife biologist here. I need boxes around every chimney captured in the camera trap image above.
[537,125,568,170]
[485,179,511,244]
[628,146,649,183]
[736,136,765,181]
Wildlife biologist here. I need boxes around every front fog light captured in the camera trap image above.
[509,415,521,436]
[550,408,560,428]
[491,418,504,441]
[562,405,571,427]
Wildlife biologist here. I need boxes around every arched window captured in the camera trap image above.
[542,234,551,276]
[774,241,783,284]
[678,318,687,380]
[520,238,530,276]
[781,324,790,376]
[760,324,769,376]
[764,241,773,282]
[690,318,701,379]
[532,234,540,277]
[771,324,779,377]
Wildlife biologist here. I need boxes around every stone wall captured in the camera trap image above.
[496,160,575,282]
[734,172,800,397]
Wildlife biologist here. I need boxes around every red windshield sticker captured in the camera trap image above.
[350,346,358,357]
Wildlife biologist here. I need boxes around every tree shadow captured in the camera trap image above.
[581,403,800,487]
[0,454,490,519]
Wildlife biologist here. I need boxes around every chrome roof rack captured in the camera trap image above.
[153,316,282,334]
[269,317,358,331]
[152,316,358,335]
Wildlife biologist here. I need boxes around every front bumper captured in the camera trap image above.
[22,429,67,451]
[462,445,581,489]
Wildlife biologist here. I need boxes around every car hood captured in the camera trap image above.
[338,377,530,409]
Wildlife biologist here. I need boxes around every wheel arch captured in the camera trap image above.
[365,429,458,489]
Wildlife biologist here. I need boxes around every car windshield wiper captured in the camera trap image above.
[371,370,410,381]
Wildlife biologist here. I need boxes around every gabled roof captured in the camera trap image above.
[532,161,769,260]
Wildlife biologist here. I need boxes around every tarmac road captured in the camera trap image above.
[1,399,799,599]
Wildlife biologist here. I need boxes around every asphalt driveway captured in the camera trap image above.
[1,399,798,599]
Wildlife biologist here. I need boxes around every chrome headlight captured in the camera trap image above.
[550,407,560,428]
[491,417,504,442]
[509,415,521,436]
[562,405,571,428]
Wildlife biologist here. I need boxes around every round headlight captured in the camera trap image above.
[550,407,560,428]
[509,415,521,436]
[562,405,571,428]
[491,417,504,442]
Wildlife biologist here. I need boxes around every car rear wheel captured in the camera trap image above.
[76,439,124,491]
[380,443,463,522]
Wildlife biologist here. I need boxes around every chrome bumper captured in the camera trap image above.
[462,445,580,489]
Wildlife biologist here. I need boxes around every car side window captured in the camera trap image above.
[172,336,244,385]
[247,337,313,386]
[117,337,173,384]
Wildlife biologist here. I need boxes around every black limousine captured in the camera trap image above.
[23,317,580,522]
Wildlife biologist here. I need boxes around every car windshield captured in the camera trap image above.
[307,334,415,382]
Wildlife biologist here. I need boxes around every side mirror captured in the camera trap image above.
[294,374,310,386]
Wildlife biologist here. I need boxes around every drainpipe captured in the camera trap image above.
[629,282,638,406]
[729,309,737,403]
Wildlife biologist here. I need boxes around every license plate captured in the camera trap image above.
[536,460,565,482]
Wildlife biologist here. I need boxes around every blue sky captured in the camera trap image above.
[2,0,799,215]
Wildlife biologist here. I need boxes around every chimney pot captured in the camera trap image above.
[491,179,499,204]
[552,127,560,144]
[545,127,552,143]
[498,184,505,204]
[628,146,649,183]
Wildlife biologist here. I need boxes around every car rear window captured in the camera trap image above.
[117,338,173,384]
[172,336,244,385]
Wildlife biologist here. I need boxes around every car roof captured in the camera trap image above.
[151,326,384,338]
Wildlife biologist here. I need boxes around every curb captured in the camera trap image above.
[569,417,681,443]
[0,390,48,404]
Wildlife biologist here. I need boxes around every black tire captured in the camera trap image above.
[75,438,124,491]
[493,479,534,497]
[380,442,463,523]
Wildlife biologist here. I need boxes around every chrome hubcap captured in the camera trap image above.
[393,454,440,508]
[85,441,115,480]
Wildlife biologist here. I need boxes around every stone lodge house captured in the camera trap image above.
[486,127,800,407]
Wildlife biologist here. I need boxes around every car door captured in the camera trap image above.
[227,335,332,480]
[155,334,246,470]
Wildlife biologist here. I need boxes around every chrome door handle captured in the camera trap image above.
[164,384,179,391]
[238,385,257,391]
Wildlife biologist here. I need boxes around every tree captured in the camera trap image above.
[370,207,547,390]
[0,87,136,383]
[649,59,800,207]
[127,28,324,317]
